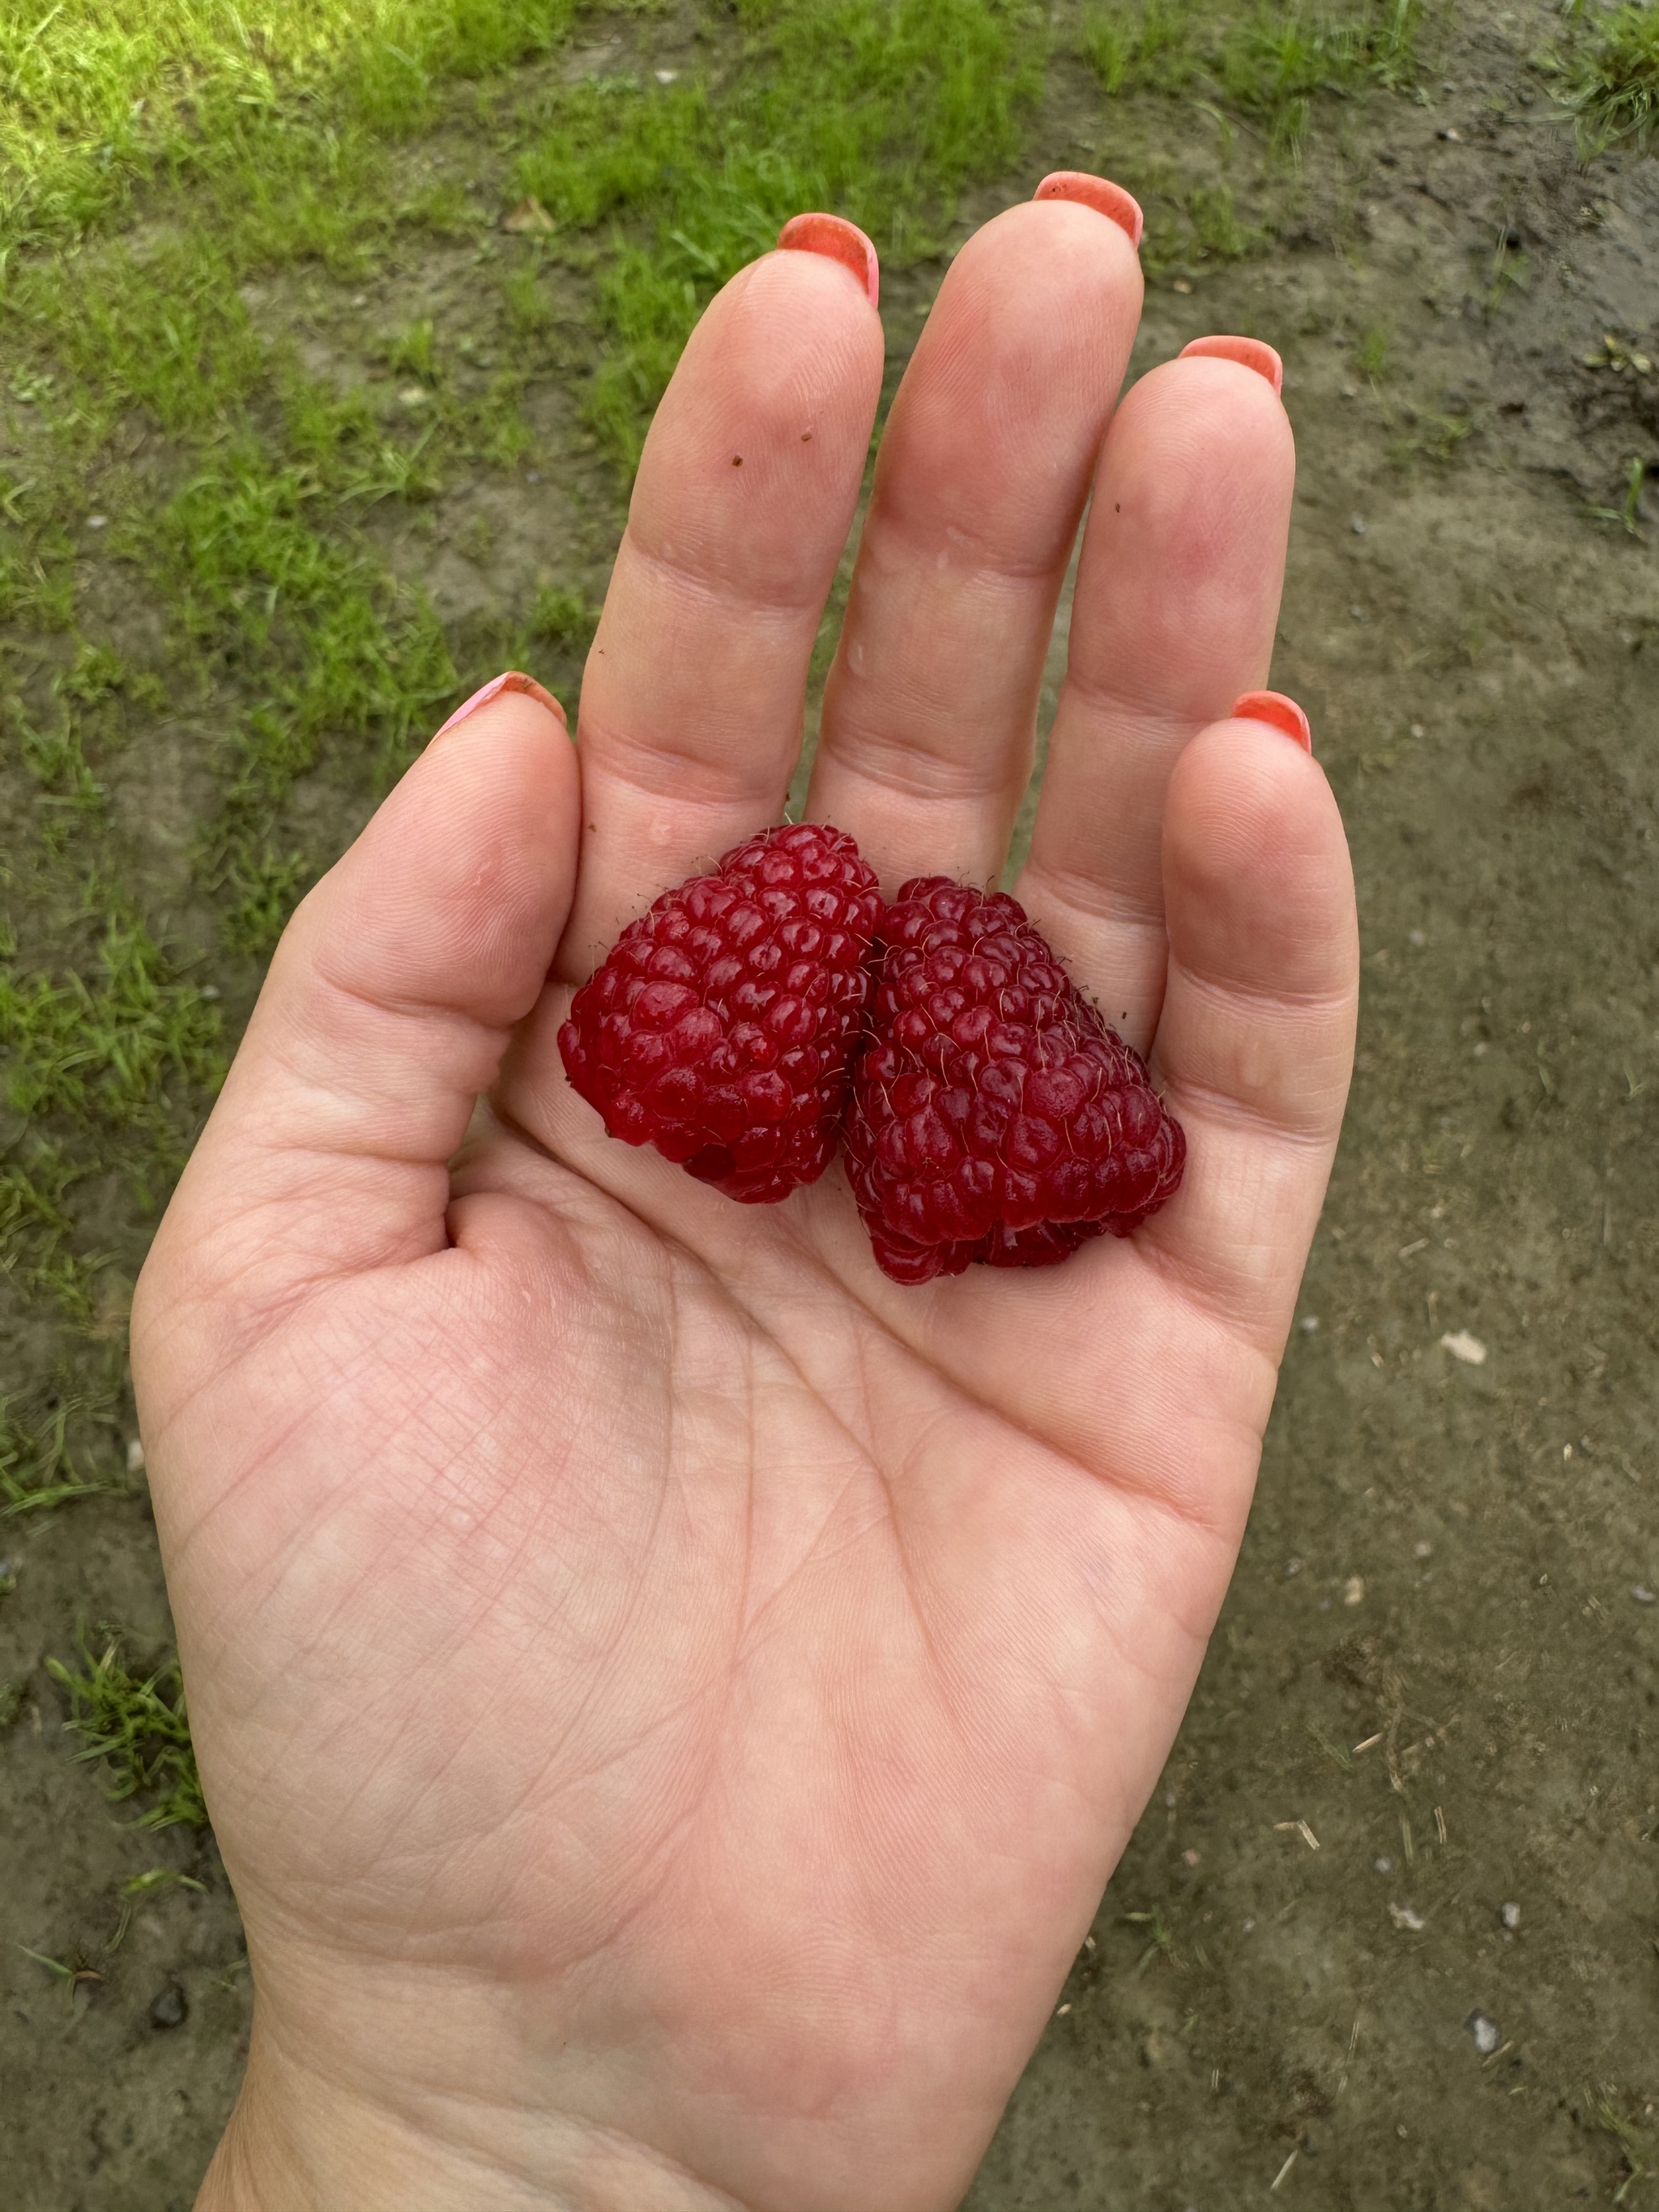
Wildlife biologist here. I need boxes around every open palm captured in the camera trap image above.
[134,198,1357,2212]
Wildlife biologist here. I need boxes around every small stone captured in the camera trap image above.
[1439,1329,1487,1366]
[1410,722,1426,738]
[149,1984,187,2030]
[1344,1575,1366,1607]
[126,1438,146,1474]
[501,194,557,236]
[1414,1541,1433,1559]
[1350,514,1367,535]
[1172,278,1193,294]
[1500,1902,1520,1930]
[1389,1901,1426,1932]
[1372,1854,1393,1874]
[1408,929,1426,948]
[88,514,108,530]
[524,470,542,484]
[654,66,679,83]
[1439,126,1463,142]
[1182,1848,1201,1868]
[1299,1315,1320,1332]
[1633,1586,1656,1605]
[1465,2009,1500,2055]
[398,385,430,408]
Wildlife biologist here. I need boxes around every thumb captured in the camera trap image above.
[139,679,578,1322]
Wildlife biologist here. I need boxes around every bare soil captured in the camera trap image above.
[3,3,1657,2205]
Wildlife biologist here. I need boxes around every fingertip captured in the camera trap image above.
[1178,335,1283,396]
[435,669,568,742]
[1164,715,1355,1006]
[1033,170,1145,250]
[776,211,881,309]
[1230,689,1311,752]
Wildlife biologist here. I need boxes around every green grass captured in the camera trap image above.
[1080,0,1425,153]
[518,0,1045,466]
[1,1387,125,1514]
[0,914,222,1125]
[46,1635,207,1829]
[1548,1,1659,155]
[0,0,581,256]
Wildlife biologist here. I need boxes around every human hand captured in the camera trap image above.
[133,190,1358,2212]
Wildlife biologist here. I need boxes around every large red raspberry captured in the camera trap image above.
[845,879,1186,1284]
[558,823,881,1204]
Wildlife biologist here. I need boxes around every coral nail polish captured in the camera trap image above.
[776,214,880,308]
[1032,171,1144,250]
[1179,335,1284,394]
[435,670,566,740]
[1232,690,1311,752]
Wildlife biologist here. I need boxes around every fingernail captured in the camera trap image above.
[1232,690,1311,753]
[1179,335,1284,395]
[776,214,880,309]
[435,670,567,740]
[1032,172,1144,251]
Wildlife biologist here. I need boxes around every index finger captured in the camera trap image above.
[558,228,884,980]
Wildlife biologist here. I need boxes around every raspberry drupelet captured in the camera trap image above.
[845,878,1186,1284]
[558,822,881,1204]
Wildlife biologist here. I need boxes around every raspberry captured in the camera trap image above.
[558,822,881,1204]
[844,879,1186,1284]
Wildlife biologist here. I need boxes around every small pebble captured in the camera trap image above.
[1439,126,1463,143]
[149,1984,187,2030]
[1440,1330,1487,1366]
[1344,1575,1366,1607]
[1372,1854,1393,1874]
[1350,514,1367,535]
[525,470,542,484]
[1389,1901,1425,1932]
[1465,2009,1500,2055]
[126,1438,146,1474]
[1634,1587,1656,1605]
[1500,1902,1521,1929]
[1408,928,1426,948]
[88,514,108,530]
[1299,1315,1320,1332]
[1413,1541,1433,1559]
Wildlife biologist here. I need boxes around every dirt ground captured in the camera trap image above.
[4,2,1658,2206]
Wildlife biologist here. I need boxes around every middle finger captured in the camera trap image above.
[806,189,1144,888]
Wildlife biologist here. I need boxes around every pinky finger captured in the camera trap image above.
[1141,708,1358,1351]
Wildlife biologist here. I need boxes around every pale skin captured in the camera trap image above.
[132,196,1358,2212]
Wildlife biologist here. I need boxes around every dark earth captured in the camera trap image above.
[3,1,1658,2204]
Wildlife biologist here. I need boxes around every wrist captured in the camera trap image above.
[199,2010,747,2212]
